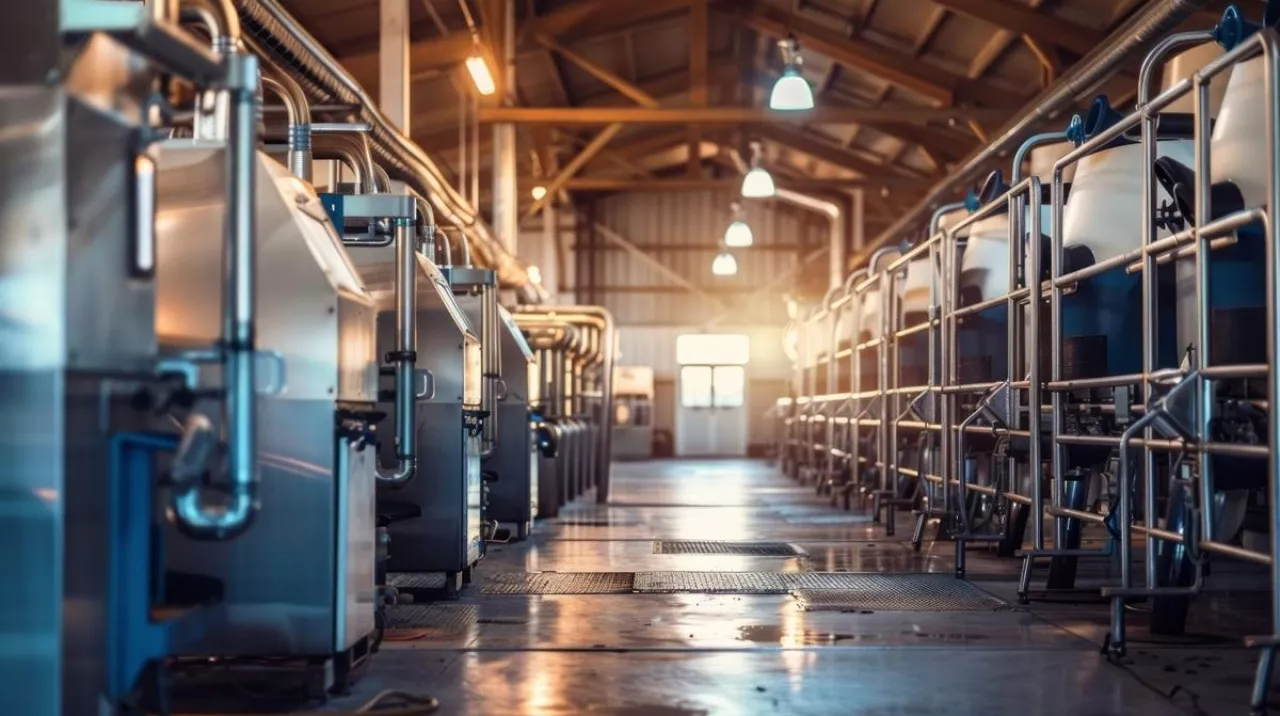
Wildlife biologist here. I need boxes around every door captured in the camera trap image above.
[674,334,749,457]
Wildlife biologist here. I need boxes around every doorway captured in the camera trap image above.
[675,334,749,457]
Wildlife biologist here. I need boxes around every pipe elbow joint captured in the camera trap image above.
[172,486,257,540]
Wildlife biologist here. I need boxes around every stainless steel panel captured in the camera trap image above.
[156,145,378,656]
[370,260,483,574]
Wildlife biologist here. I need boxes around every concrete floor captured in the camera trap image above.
[332,460,1277,715]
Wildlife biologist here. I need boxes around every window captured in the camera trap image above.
[680,365,745,408]
[676,333,750,366]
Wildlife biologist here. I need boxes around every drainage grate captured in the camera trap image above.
[480,572,636,595]
[383,604,477,630]
[783,514,876,525]
[557,518,642,527]
[790,574,1008,612]
[633,571,791,594]
[652,541,804,557]
[387,572,447,590]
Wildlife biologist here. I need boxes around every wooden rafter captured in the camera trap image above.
[526,123,624,217]
[756,124,927,180]
[542,176,929,191]
[536,32,660,107]
[913,7,949,57]
[931,0,1101,56]
[475,105,1010,124]
[734,4,1011,107]
[965,0,1047,80]
[688,0,709,177]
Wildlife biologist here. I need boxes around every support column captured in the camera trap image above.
[379,0,410,132]
[492,0,519,254]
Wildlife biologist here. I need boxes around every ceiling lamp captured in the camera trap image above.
[711,251,739,276]
[769,37,814,111]
[465,54,496,96]
[723,203,754,248]
[741,142,776,198]
[531,185,547,201]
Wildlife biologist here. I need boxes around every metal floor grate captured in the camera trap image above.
[383,604,477,630]
[387,572,448,590]
[480,572,636,595]
[652,540,803,557]
[556,518,642,527]
[782,514,876,525]
[791,574,1008,611]
[633,571,791,594]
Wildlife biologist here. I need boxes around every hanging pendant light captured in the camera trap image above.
[769,37,814,111]
[741,142,776,198]
[711,251,739,276]
[723,203,754,248]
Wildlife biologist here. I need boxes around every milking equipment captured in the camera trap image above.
[3,3,265,712]
[515,307,618,506]
[777,3,1280,706]
[612,365,656,460]
[484,307,540,539]
[373,245,484,598]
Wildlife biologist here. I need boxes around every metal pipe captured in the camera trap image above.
[260,67,312,182]
[312,133,376,193]
[232,0,544,299]
[515,306,616,502]
[172,52,259,539]
[377,217,418,483]
[857,0,1215,267]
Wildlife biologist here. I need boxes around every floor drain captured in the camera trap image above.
[652,541,803,557]
[791,574,1008,611]
[480,572,636,595]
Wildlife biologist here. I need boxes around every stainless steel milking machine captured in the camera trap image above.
[3,2,266,712]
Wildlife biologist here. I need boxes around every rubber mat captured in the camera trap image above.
[480,571,636,595]
[387,572,447,590]
[652,540,803,556]
[633,571,792,594]
[383,604,477,630]
[791,574,1008,611]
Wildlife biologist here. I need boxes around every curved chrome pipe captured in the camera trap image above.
[232,0,544,299]
[312,134,376,193]
[172,52,260,540]
[260,67,312,181]
[515,306,616,503]
[376,215,418,484]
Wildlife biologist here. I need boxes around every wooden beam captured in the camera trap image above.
[688,0,709,178]
[476,105,1010,124]
[965,0,1046,80]
[734,4,1009,107]
[757,124,924,180]
[929,0,1101,56]
[527,124,624,217]
[536,32,660,108]
[913,7,949,57]
[534,177,929,191]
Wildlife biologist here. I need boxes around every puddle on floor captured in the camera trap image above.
[736,624,991,645]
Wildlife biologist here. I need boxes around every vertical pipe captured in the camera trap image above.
[173,53,259,538]
[378,218,418,483]
[1263,35,1280,638]
[1027,178,1044,551]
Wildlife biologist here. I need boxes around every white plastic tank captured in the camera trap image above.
[1213,53,1268,207]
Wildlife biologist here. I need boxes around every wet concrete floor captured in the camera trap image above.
[333,460,1276,715]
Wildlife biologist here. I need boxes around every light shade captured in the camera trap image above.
[769,67,814,111]
[723,220,754,248]
[711,251,739,276]
[531,185,547,200]
[741,166,776,198]
[465,54,496,96]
